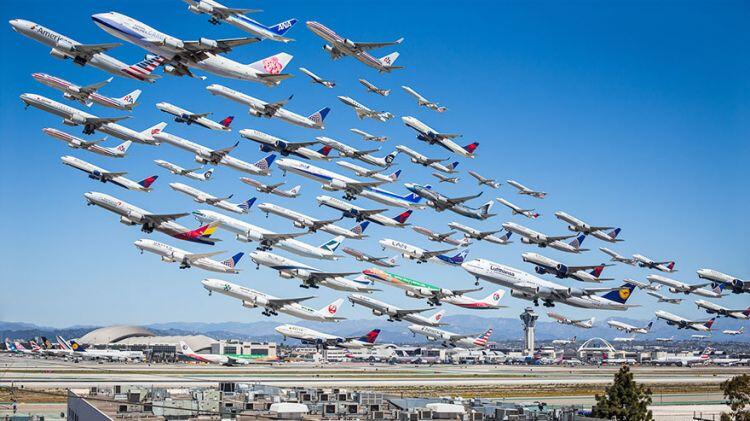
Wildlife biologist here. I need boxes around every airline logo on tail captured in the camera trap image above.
[138,175,158,188]
[474,328,493,347]
[219,116,234,128]
[601,283,637,304]
[308,107,331,125]
[570,234,587,248]
[254,154,276,171]
[351,221,369,235]
[321,236,344,252]
[239,197,257,212]
[360,329,381,344]
[704,318,716,329]
[590,265,606,278]
[463,142,479,154]
[393,210,413,224]
[222,252,244,269]
[318,145,333,156]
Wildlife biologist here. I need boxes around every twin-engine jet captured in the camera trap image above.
[634,254,677,272]
[316,195,413,228]
[521,252,612,283]
[402,116,478,158]
[240,129,332,161]
[412,226,471,247]
[350,128,387,142]
[647,274,724,298]
[697,269,748,294]
[396,145,459,174]
[134,239,242,273]
[306,21,403,72]
[401,86,446,112]
[608,320,653,334]
[33,73,141,111]
[317,136,397,168]
[359,79,390,96]
[547,312,595,329]
[599,247,637,265]
[337,96,394,122]
[448,222,512,245]
[299,67,334,88]
[61,155,157,192]
[379,238,467,266]
[44,128,131,158]
[495,198,540,219]
[240,178,301,198]
[655,310,716,332]
[646,291,684,305]
[257,202,369,240]
[154,160,213,181]
[408,326,493,349]
[554,211,623,243]
[169,182,254,214]
[404,183,495,220]
[468,171,500,189]
[507,180,546,199]
[694,300,750,320]
[250,251,376,292]
[342,247,399,268]
[156,102,233,131]
[502,222,586,253]
[348,294,446,326]
[336,162,401,184]
[275,324,380,349]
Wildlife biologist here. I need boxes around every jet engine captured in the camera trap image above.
[534,266,547,275]
[372,309,384,316]
[278,271,295,279]
[292,269,311,279]
[159,37,185,50]
[54,39,75,52]
[556,263,569,275]
[49,48,68,60]
[119,216,137,226]
[521,237,533,244]
[247,109,262,117]
[235,234,251,242]
[241,300,258,309]
[195,155,209,164]
[405,290,418,298]
[161,256,175,263]
[568,225,579,232]
[343,39,356,49]
[198,37,218,49]
[328,179,348,191]
[732,279,745,289]
[196,1,214,13]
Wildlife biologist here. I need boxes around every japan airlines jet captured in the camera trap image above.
[496,198,540,219]
[440,289,506,310]
[155,131,275,175]
[336,162,401,184]
[695,300,750,320]
[404,183,495,220]
[337,96,393,122]
[92,12,294,85]
[275,324,380,349]
[317,137,397,167]
[647,274,724,298]
[554,211,623,243]
[646,291,684,304]
[9,19,162,82]
[599,247,637,266]
[32,73,140,111]
[507,180,546,199]
[351,128,387,142]
[240,178,300,198]
[154,160,213,181]
[521,252,612,283]
[208,84,329,129]
[468,171,500,189]
[299,67,334,88]
[501,222,581,251]
[448,222,512,245]
[249,251,374,292]
[258,202,369,239]
[20,93,166,144]
[182,0,297,42]
[134,238,243,273]
[547,312,595,329]
[697,269,749,294]
[359,79,390,96]
[61,155,157,192]
[723,327,744,336]
[169,182,254,214]
[633,254,677,272]
[432,173,459,184]
[348,294,446,326]
[409,325,493,349]
[342,248,399,267]
[307,21,403,72]
[412,226,470,247]
[379,239,462,266]
[396,145,459,173]
[43,128,131,158]
[402,116,478,158]
[178,341,249,365]
[401,86,446,112]
[608,320,653,334]
[361,268,482,306]
[655,310,716,332]
[316,195,413,227]
[156,102,233,131]
[201,279,344,322]
[240,129,332,161]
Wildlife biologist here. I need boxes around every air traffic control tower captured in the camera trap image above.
[520,307,539,353]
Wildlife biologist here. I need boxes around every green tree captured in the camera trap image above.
[721,374,750,421]
[592,365,653,421]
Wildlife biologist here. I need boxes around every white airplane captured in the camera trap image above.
[448,222,512,245]
[249,251,374,292]
[599,247,637,265]
[408,325,493,349]
[692,334,710,340]
[169,182,254,214]
[32,73,140,111]
[722,327,744,336]
[521,252,612,283]
[647,274,724,298]
[306,21,403,72]
[358,79,390,96]
[626,278,661,292]
[633,254,677,272]
[432,173,459,184]
[276,324,381,349]
[134,238,243,273]
[84,191,220,245]
[551,336,577,345]
[547,312,595,329]
[61,155,157,192]
[239,129,332,161]
[317,136,397,167]
[178,340,249,365]
[348,294,446,326]
[182,0,297,42]
[495,198,540,219]
[20,93,166,144]
[337,96,393,122]
[402,116,478,158]
[412,226,471,247]
[461,259,638,310]
[342,248,399,268]
[154,160,213,181]
[652,347,712,366]
[68,340,144,361]
[396,145,460,173]
[403,183,494,220]
[156,102,233,131]
[554,211,623,243]
[257,202,369,239]
[607,320,653,334]
[501,222,586,253]
[695,300,750,320]
[336,161,401,184]
[361,268,483,307]
[43,128,131,158]
[440,289,506,310]
[350,128,387,142]
[507,180,546,199]
[697,268,748,295]
[155,131,275,175]
[401,86,446,112]
[316,195,413,228]
[468,171,500,189]
[379,239,465,266]
[655,310,716,332]
[92,12,294,85]
[656,336,674,343]
[240,178,301,198]
[612,336,636,343]
[299,67,334,88]
[646,291,684,304]
[9,19,163,82]
[201,279,345,322]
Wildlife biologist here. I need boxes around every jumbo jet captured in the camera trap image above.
[348,294,446,326]
[507,180,546,199]
[358,79,390,96]
[257,202,370,239]
[43,128,131,158]
[250,251,375,292]
[276,324,381,349]
[607,320,653,335]
[496,198,540,219]
[401,86,446,112]
[723,327,744,336]
[134,238,243,273]
[501,222,585,253]
[342,247,399,267]
[599,247,637,266]
[84,191,219,245]
[9,19,162,82]
[316,195,413,228]
[61,155,157,192]
[306,21,403,72]
[468,171,500,189]
[92,12,294,85]
[379,239,467,266]
[202,279,344,322]
[521,252,612,283]
[337,96,394,122]
[154,160,213,181]
[697,269,748,294]
[646,291,684,304]
[155,131,275,175]
[396,145,459,173]
[554,211,623,243]
[647,274,724,298]
[402,116,478,158]
[178,341,249,365]
[461,258,638,310]
[240,178,301,198]
[68,340,144,361]
[20,93,166,144]
[361,268,482,307]
[299,67,334,88]
[239,129,332,161]
[156,102,233,131]
[695,300,750,320]
[317,136,397,167]
[432,173,459,184]
[404,183,494,220]
[412,226,471,247]
[336,162,401,184]
[547,312,595,329]
[655,310,715,332]
[32,73,140,111]
[182,0,297,42]
[633,254,677,272]
[448,222,512,245]
[169,182,254,214]
[408,325,493,349]
[351,128,387,142]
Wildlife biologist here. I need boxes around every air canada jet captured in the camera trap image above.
[402,116,478,158]
[306,21,403,72]
[182,0,297,42]
[547,312,595,329]
[156,102,233,131]
[275,324,381,349]
[655,310,715,332]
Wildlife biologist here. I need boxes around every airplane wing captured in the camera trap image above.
[264,182,286,190]
[79,78,112,94]
[179,167,203,175]
[342,180,387,190]
[394,308,431,316]
[581,287,621,295]
[259,232,309,242]
[445,192,483,205]
[74,42,121,56]
[356,208,389,217]
[266,296,316,308]
[263,96,293,115]
[590,225,615,231]
[256,74,294,84]
[352,38,404,51]
[446,287,483,297]
[435,132,461,139]
[186,112,212,119]
[184,250,226,262]
[421,248,458,259]
[449,333,480,341]
[182,37,261,55]
[205,194,233,204]
[84,116,130,126]
[688,283,710,291]
[353,148,381,157]
[285,141,319,151]
[99,171,127,180]
[310,217,344,229]
[308,271,359,281]
[79,139,103,148]
[209,142,239,160]
[568,264,609,272]
[425,157,448,164]
[546,234,576,242]
[211,5,262,18]
[142,213,189,224]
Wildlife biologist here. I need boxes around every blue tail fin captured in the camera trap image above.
[308,107,331,126]
[222,252,244,269]
[451,249,470,264]
[450,161,460,170]
[569,234,587,248]
[500,230,512,242]
[389,169,402,181]
[601,282,636,304]
[320,236,344,252]
[269,18,297,36]
[350,220,370,236]
[239,197,256,212]
[402,191,423,203]
[254,154,276,171]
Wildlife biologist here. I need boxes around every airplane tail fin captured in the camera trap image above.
[14,341,27,351]
[473,328,493,347]
[123,55,165,82]
[704,318,716,330]
[449,161,460,171]
[268,18,298,36]
[138,175,159,189]
[588,317,596,327]
[318,298,344,317]
[712,282,726,295]
[239,197,257,212]
[317,144,333,157]
[646,321,654,332]
[499,230,512,243]
[606,227,623,241]
[350,220,370,237]
[447,249,470,265]
[463,142,479,155]
[178,340,194,355]
[384,150,399,165]
[307,107,331,127]
[569,234,587,249]
[42,337,52,349]
[590,265,606,279]
[666,261,676,271]
[141,122,167,142]
[185,220,221,243]
[483,289,505,306]
[249,52,293,74]
[392,209,413,225]
[429,310,446,324]
[118,89,142,108]
[320,235,345,252]
[601,282,637,304]
[56,336,72,351]
[478,200,494,216]
[379,52,400,67]
[221,252,244,269]
[381,89,392,97]
[388,169,402,182]
[219,115,234,129]
[359,329,381,344]
[288,185,302,196]
[386,255,399,266]
[69,340,84,352]
[113,140,132,155]
[253,154,276,172]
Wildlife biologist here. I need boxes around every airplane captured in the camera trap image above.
[9,19,163,82]
[240,178,301,198]
[404,183,495,220]
[275,324,381,349]
[655,310,716,331]
[84,191,220,245]
[656,337,674,343]
[401,86,446,112]
[249,251,375,292]
[432,173,459,184]
[32,73,140,111]
[633,254,677,272]
[599,247,637,266]
[448,222,513,245]
[694,300,750,320]
[554,211,623,243]
[299,67,334,88]
[257,202,370,239]
[306,21,403,72]
[361,268,482,306]
[502,222,586,253]
[92,12,294,85]
[155,160,213,181]
[652,347,712,366]
[169,182,254,214]
[402,116,478,158]
[646,274,724,298]
[506,180,546,199]
[201,278,345,322]
[626,278,661,292]
[336,161,401,184]
[316,195,413,228]
[468,171,500,189]
[646,291,684,304]
[239,129,332,161]
[520,252,612,283]
[439,289,507,310]
[379,239,468,266]
[43,128,131,158]
[20,93,166,144]
[182,0,297,42]
[134,239,242,273]
[342,247,399,267]
[396,145,460,173]
[156,102,233,131]
[317,136,397,167]
[155,131,275,175]
[551,336,577,345]
[67,340,144,361]
[411,226,471,247]
[192,209,344,260]
[722,327,744,336]
[61,155,157,192]
[461,258,638,310]
[178,340,249,365]
[337,96,394,122]
[350,128,387,142]
[348,294,446,326]
[495,198,540,219]
[358,79,390,96]
[691,334,710,340]
[547,312,595,329]
[408,325,493,349]
[607,320,653,334]
[612,336,636,343]
[697,268,748,294]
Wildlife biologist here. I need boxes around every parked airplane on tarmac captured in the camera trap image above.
[547,312,595,329]
[401,86,446,112]
[348,294,446,326]
[646,291,684,304]
[448,222,512,245]
[408,325,493,349]
[551,336,577,345]
[468,171,500,189]
[379,239,466,266]
[239,129,332,161]
[634,254,677,272]
[655,310,715,332]
[33,73,140,111]
[647,274,724,298]
[358,79,390,96]
[306,21,403,72]
[507,180,546,199]
[299,67,334,87]
[316,195,413,228]
[250,251,376,292]
[599,247,638,266]
[396,145,460,173]
[608,320,653,334]
[502,222,586,253]
[521,252,612,283]
[412,226,470,247]
[402,116,478,158]
[342,247,399,267]
[350,128,387,142]
[169,182,254,214]
[652,347,712,366]
[240,178,301,198]
[155,160,213,181]
[337,96,394,122]
[257,202,369,239]
[554,211,623,243]
[404,183,495,220]
[336,161,401,184]
[697,269,749,294]
[276,324,381,349]
[156,102,233,131]
[695,300,750,320]
[178,341,249,365]
[155,132,275,175]
[362,268,482,307]
[134,239,243,273]
[182,0,297,42]
[44,128,131,158]
[61,155,157,192]
[317,136,397,167]
[495,198,540,219]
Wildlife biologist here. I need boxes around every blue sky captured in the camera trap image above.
[1,0,747,330]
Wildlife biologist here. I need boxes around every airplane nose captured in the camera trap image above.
[8,19,19,31]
